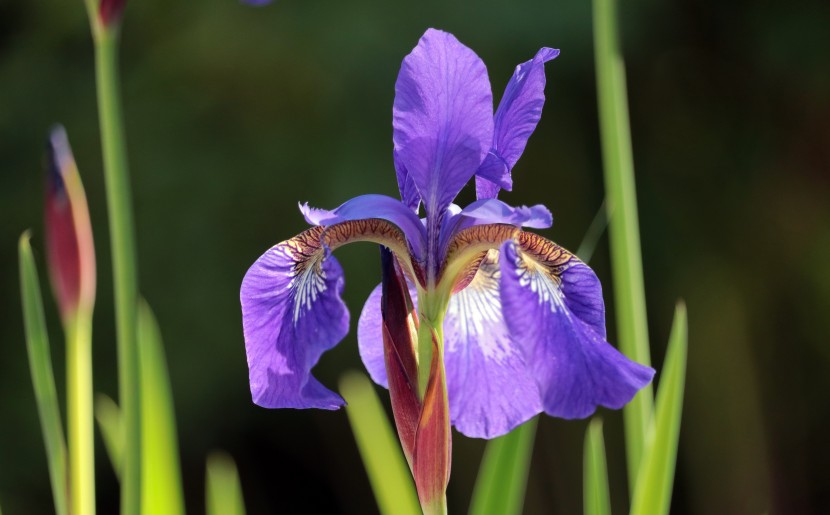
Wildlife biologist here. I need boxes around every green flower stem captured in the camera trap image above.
[592,0,654,492]
[92,27,141,515]
[66,313,96,515]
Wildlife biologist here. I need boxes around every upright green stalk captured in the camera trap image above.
[592,0,654,492]
[85,9,142,513]
[66,315,96,515]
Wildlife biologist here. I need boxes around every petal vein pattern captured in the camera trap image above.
[444,250,541,438]
[499,235,654,419]
[242,220,412,410]
[393,29,494,216]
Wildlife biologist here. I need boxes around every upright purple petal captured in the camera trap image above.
[393,29,493,216]
[443,250,541,438]
[476,47,560,199]
[394,150,422,212]
[300,194,427,261]
[498,235,654,418]
[241,227,349,409]
[475,153,511,199]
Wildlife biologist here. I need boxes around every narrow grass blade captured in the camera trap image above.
[339,371,421,515]
[583,418,611,515]
[19,232,69,515]
[206,452,247,515]
[630,302,688,515]
[576,201,608,264]
[592,0,655,489]
[137,300,185,515]
[95,393,123,476]
[469,417,538,515]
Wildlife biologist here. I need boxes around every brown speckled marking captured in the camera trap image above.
[280,219,416,277]
[516,231,578,277]
[443,224,519,268]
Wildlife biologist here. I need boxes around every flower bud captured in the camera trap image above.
[44,126,96,322]
[99,0,127,27]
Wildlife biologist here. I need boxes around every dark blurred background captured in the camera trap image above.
[1,0,828,513]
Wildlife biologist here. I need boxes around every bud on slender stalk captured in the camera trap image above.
[98,0,127,28]
[379,247,451,514]
[45,126,96,323]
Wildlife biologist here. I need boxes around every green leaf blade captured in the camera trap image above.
[206,452,247,515]
[137,300,185,515]
[19,232,69,515]
[469,417,538,515]
[339,371,421,515]
[630,301,688,515]
[583,418,612,515]
[592,0,655,490]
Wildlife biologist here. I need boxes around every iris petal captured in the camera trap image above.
[393,28,494,216]
[443,250,542,438]
[499,234,654,419]
[358,251,543,439]
[394,150,422,212]
[300,194,427,261]
[241,227,349,409]
[357,283,390,388]
[242,219,414,409]
[476,47,560,199]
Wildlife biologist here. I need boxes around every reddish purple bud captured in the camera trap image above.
[99,0,127,27]
[379,247,421,465]
[379,247,451,513]
[412,329,451,513]
[45,126,96,321]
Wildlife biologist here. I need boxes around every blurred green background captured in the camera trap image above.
[2,0,829,513]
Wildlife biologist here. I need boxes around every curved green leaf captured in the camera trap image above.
[340,371,420,515]
[469,418,537,515]
[19,232,68,515]
[630,301,688,515]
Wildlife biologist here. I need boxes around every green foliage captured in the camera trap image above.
[340,371,421,515]
[592,0,655,491]
[206,452,247,515]
[137,300,186,515]
[583,419,611,515]
[18,233,69,515]
[630,302,688,515]
[95,393,123,476]
[469,418,538,515]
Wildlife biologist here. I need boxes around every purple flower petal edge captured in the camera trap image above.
[393,28,494,216]
[476,47,560,199]
[241,232,349,409]
[499,238,654,418]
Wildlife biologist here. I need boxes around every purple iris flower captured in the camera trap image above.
[241,29,654,443]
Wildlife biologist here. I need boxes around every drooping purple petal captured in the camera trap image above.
[476,47,560,199]
[499,235,654,419]
[393,28,493,216]
[357,283,389,388]
[358,251,542,439]
[300,194,427,261]
[443,250,541,438]
[241,227,349,409]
